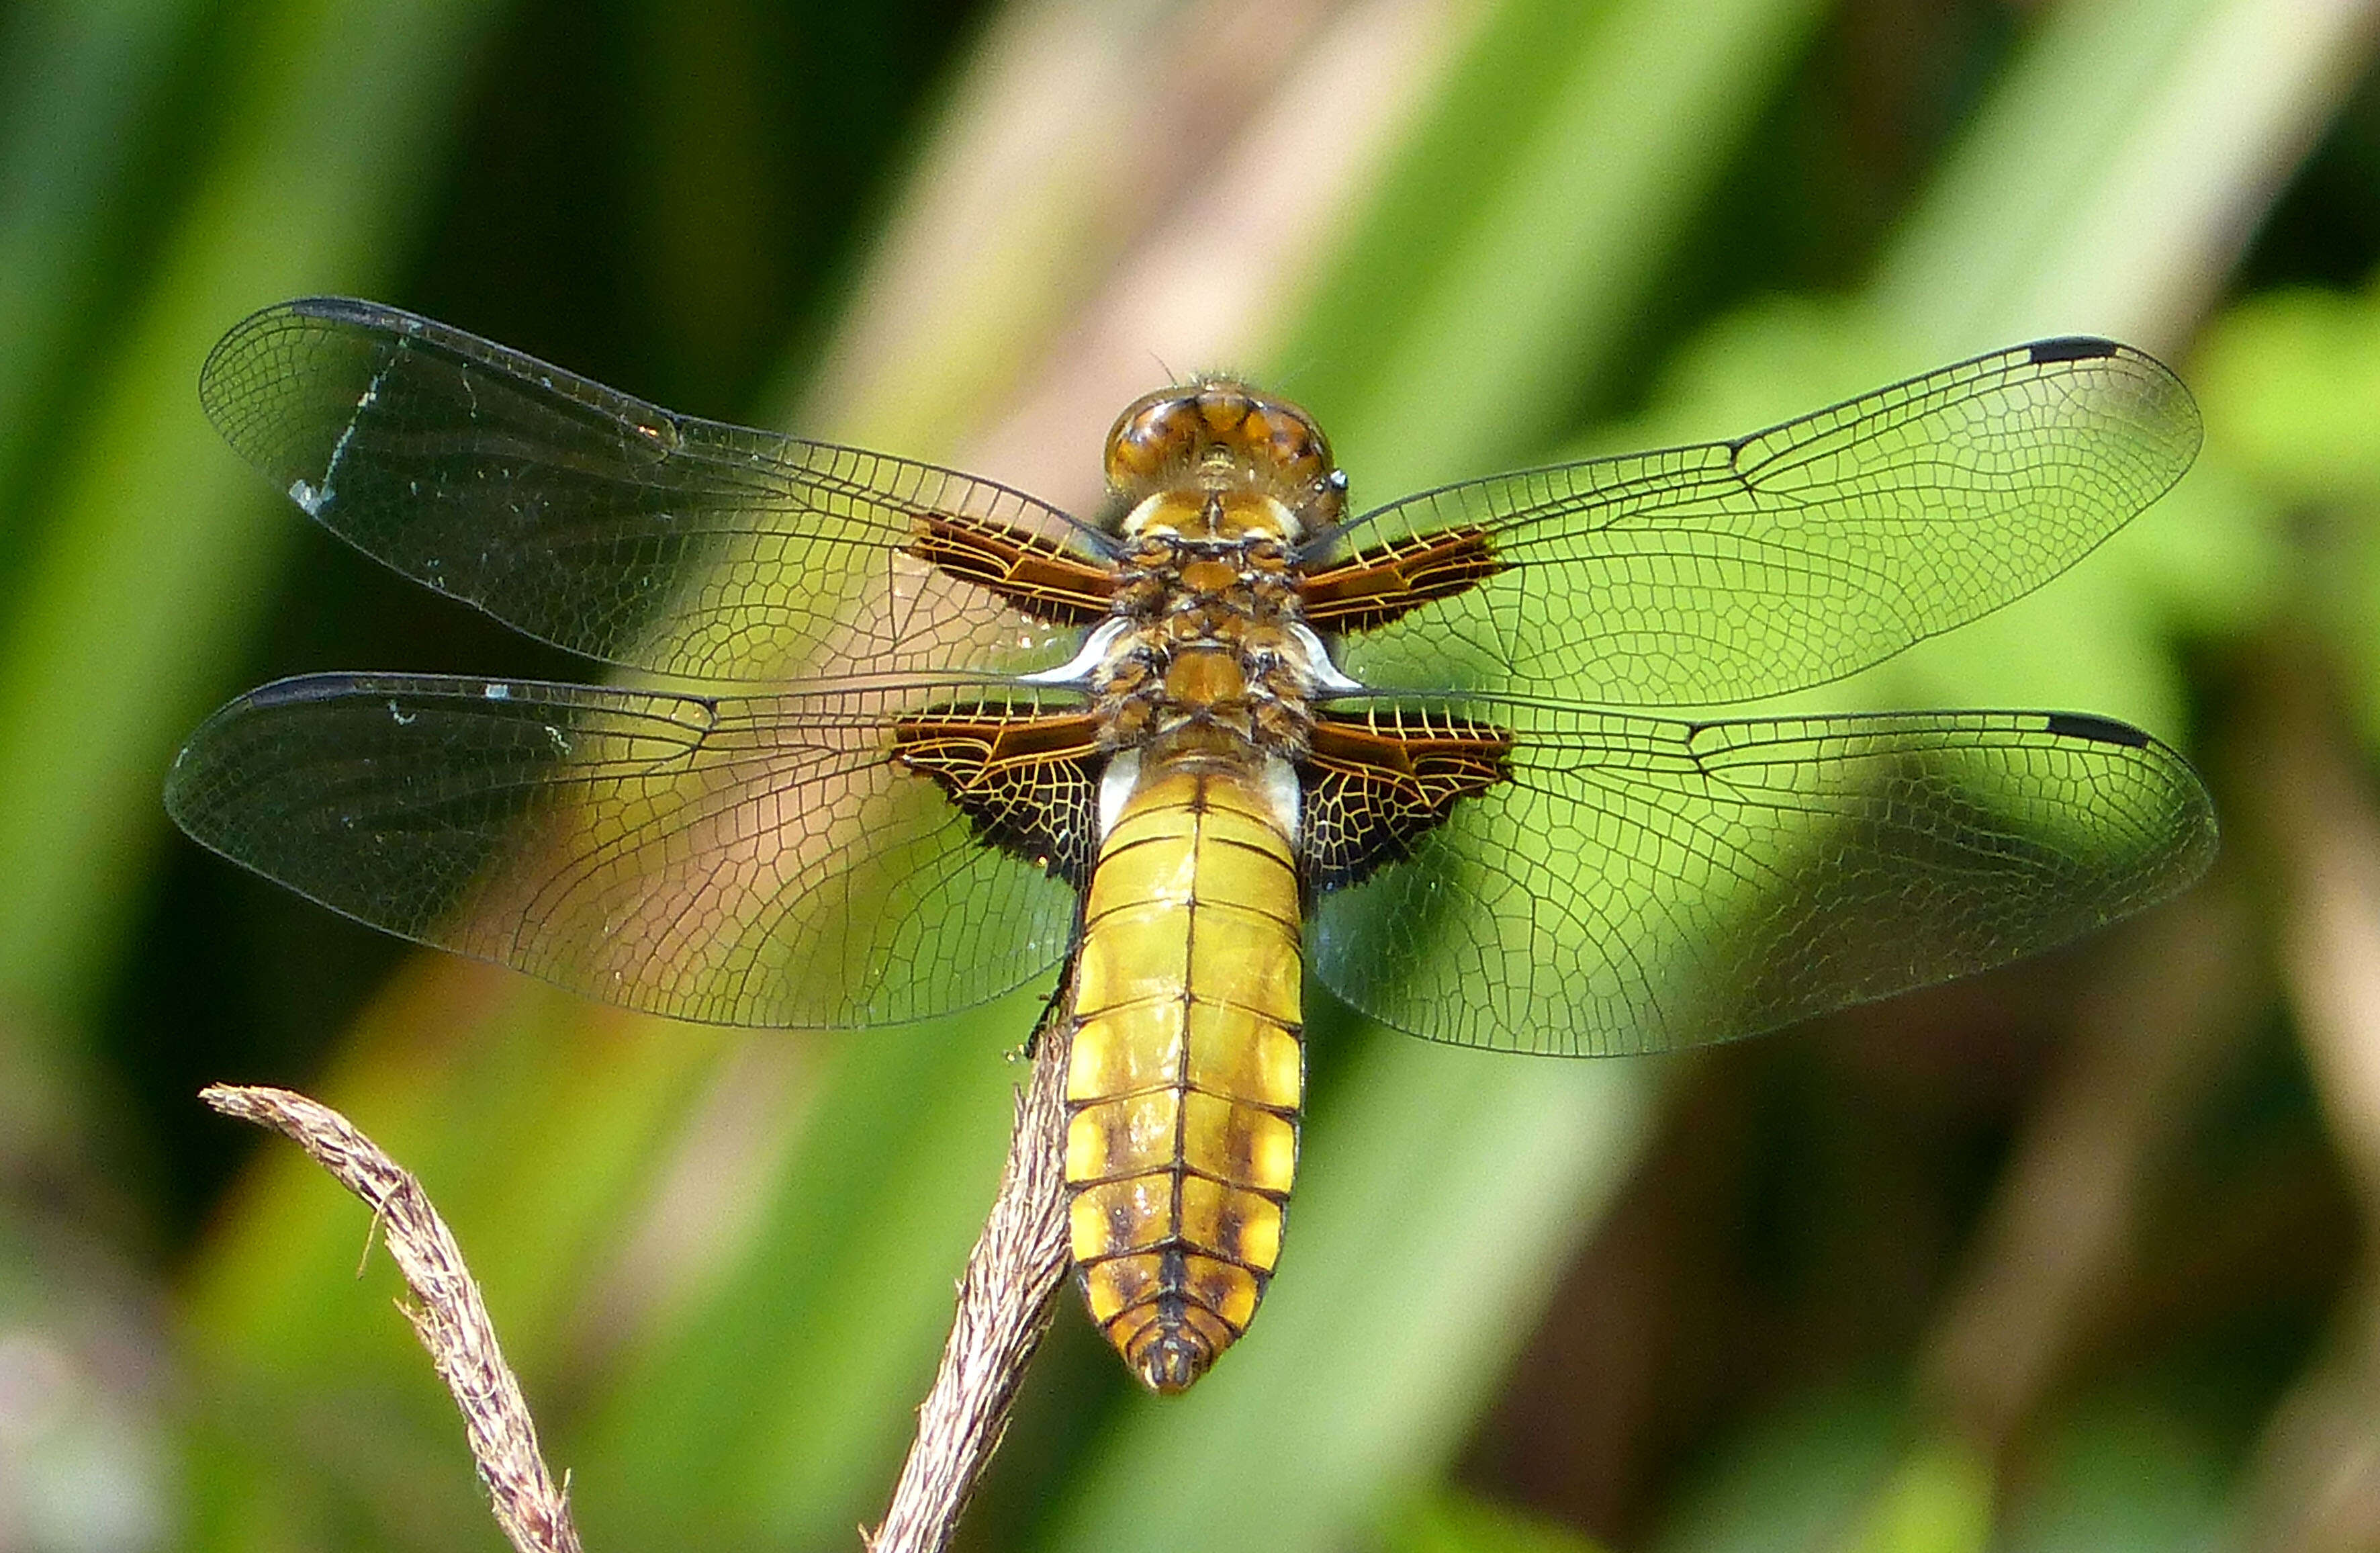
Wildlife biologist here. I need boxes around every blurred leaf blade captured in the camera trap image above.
[1879,0,2375,356]
[1385,1482,1614,1552]
[0,0,508,1030]
[0,0,199,543]
[1837,1439,1992,1553]
[1282,0,1834,494]
[563,1012,1026,1551]
[2001,1396,2230,1553]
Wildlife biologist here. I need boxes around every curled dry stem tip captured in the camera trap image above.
[201,987,1072,1553]
[200,1082,584,1553]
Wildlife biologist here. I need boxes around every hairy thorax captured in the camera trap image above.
[1073,381,1354,768]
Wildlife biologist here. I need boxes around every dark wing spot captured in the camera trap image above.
[2044,711,2150,747]
[2028,336,2119,364]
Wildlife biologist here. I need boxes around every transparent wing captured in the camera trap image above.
[200,298,1107,682]
[1318,339,2200,704]
[1307,703,2217,1055]
[163,672,1081,1027]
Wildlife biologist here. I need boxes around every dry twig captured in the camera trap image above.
[867,1014,1076,1553]
[199,1083,582,1553]
[202,1013,1072,1553]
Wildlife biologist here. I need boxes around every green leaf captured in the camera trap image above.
[1383,1482,1612,1553]
[0,0,505,1029]
[1838,1439,1993,1553]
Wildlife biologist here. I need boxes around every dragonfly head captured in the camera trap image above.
[1104,379,1346,541]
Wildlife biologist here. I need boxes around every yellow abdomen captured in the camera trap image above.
[1064,758,1303,1392]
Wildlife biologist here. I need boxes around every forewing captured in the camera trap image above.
[1306,703,2216,1054]
[200,298,1109,682]
[164,674,1082,1027]
[1318,340,2200,704]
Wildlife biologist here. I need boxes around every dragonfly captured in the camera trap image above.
[168,298,2215,1393]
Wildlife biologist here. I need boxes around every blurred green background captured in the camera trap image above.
[4,0,2379,1548]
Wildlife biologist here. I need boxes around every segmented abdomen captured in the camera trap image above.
[1064,760,1303,1392]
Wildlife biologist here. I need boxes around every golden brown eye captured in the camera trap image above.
[1130,408,1173,454]
[1269,419,1308,464]
[1199,388,1250,433]
[1104,382,1335,515]
[1107,395,1203,484]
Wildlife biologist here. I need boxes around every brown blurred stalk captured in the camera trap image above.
[1919,883,2254,1462]
[2232,650,2380,1552]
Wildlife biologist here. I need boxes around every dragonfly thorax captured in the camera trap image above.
[1089,531,1331,757]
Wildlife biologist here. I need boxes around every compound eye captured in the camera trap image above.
[1197,387,1253,433]
[1298,466,1350,531]
[1271,417,1312,468]
[1107,394,1198,484]
[1104,382,1337,508]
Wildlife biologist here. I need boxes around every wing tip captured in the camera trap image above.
[2037,712,2221,893]
[199,297,437,439]
[2019,336,2202,450]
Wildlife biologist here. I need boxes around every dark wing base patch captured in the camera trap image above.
[908,513,1120,625]
[895,705,1106,886]
[1299,708,1512,891]
[1295,525,1502,631]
